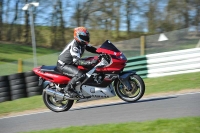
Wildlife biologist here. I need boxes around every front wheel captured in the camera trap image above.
[115,74,145,102]
[42,85,74,112]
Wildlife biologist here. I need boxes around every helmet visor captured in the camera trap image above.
[79,35,90,42]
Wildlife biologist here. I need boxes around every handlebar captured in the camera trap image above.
[98,53,107,59]
[98,53,110,65]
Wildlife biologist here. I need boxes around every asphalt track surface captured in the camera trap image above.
[0,92,200,133]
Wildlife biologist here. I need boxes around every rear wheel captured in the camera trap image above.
[42,85,74,112]
[115,74,145,102]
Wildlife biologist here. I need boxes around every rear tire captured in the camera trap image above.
[115,74,145,102]
[42,85,74,112]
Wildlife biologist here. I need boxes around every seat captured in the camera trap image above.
[40,65,62,75]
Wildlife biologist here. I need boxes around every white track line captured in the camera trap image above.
[0,92,200,120]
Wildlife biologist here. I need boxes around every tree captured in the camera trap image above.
[0,0,3,40]
[190,0,200,32]
[24,0,30,44]
[73,0,82,27]
[164,0,197,31]
[7,0,20,41]
[145,0,160,33]
[122,0,140,35]
[114,0,121,38]
[125,0,131,35]
[51,0,66,49]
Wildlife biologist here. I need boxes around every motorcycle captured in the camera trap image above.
[33,40,145,112]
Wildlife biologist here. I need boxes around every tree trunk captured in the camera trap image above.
[24,0,30,44]
[50,0,66,49]
[75,1,81,27]
[0,0,3,40]
[7,0,19,41]
[148,0,156,33]
[126,0,131,35]
[115,0,121,38]
[195,0,200,33]
[58,0,66,44]
[183,0,189,28]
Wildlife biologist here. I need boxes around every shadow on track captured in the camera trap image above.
[70,96,177,111]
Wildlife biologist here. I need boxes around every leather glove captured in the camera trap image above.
[90,59,99,65]
[74,58,99,66]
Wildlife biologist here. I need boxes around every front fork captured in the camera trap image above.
[117,71,136,91]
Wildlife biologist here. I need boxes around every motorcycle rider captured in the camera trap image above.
[57,27,99,98]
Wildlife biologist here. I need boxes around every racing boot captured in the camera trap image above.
[64,72,86,98]
[64,84,78,98]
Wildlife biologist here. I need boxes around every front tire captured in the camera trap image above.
[115,74,145,102]
[42,85,74,112]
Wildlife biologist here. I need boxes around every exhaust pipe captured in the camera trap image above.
[45,88,79,100]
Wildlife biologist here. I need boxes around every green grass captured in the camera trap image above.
[0,43,58,65]
[144,72,200,94]
[23,117,200,133]
[0,72,199,115]
[0,43,59,75]
[0,96,45,115]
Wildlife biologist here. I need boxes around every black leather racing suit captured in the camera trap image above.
[57,39,98,92]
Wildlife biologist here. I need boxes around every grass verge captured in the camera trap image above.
[23,117,200,133]
[0,72,199,116]
[0,43,58,64]
[144,72,200,94]
[0,43,59,75]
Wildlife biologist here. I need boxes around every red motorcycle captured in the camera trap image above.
[33,40,145,112]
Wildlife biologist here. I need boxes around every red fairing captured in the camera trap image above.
[33,67,70,84]
[77,54,126,72]
[96,48,122,56]
[95,47,127,72]
[97,57,126,72]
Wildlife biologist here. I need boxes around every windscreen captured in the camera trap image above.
[100,40,120,52]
